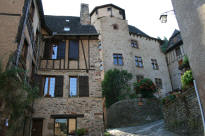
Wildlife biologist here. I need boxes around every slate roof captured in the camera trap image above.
[166,29,183,52]
[128,25,149,37]
[44,15,98,35]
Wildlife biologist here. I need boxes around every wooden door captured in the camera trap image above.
[31,119,43,136]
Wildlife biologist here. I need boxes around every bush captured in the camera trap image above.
[181,70,193,88]
[161,94,176,104]
[76,128,88,135]
[104,131,111,136]
[102,69,132,108]
[133,78,157,98]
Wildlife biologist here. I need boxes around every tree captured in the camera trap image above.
[133,78,157,98]
[102,69,132,108]
[160,37,169,53]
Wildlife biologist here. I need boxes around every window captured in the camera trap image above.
[69,40,79,60]
[70,77,77,97]
[107,7,111,11]
[151,59,159,70]
[155,78,162,89]
[135,56,143,68]
[175,47,182,57]
[113,24,118,30]
[54,118,77,136]
[96,9,98,15]
[69,76,89,97]
[43,76,63,97]
[43,41,65,59]
[22,40,28,59]
[136,75,144,82]
[113,54,123,65]
[131,40,139,48]
[119,10,123,15]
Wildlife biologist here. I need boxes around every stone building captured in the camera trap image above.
[0,0,45,135]
[90,4,172,96]
[31,3,104,136]
[166,30,185,90]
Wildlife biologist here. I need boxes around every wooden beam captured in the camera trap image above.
[80,40,88,72]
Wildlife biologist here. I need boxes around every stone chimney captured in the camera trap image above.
[80,3,90,25]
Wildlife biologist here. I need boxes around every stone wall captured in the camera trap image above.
[107,98,163,128]
[171,0,205,116]
[162,88,203,136]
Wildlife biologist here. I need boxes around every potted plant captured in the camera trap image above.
[181,70,193,90]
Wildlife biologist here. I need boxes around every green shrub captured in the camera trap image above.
[76,128,87,135]
[102,69,132,108]
[104,131,111,136]
[161,94,176,104]
[181,70,193,88]
[182,55,189,65]
[133,78,157,98]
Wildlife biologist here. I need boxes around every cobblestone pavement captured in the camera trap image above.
[107,120,179,136]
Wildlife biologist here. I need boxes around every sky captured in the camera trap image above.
[42,0,179,39]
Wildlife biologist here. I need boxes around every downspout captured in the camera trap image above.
[193,80,205,135]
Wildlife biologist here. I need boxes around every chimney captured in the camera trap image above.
[80,3,90,25]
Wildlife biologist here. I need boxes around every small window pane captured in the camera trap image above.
[44,77,55,97]
[70,77,77,96]
[68,119,76,134]
[55,119,67,136]
[52,45,58,59]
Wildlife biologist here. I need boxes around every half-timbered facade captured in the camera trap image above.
[32,4,104,136]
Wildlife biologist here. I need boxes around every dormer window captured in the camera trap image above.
[64,27,70,31]
[107,8,112,11]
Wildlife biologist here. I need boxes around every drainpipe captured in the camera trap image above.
[193,80,205,135]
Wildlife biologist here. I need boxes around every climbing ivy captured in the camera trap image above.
[0,62,39,136]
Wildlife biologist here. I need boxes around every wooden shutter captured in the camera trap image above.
[79,76,89,97]
[57,42,66,59]
[43,42,51,59]
[69,40,79,60]
[55,76,64,97]
[33,74,44,96]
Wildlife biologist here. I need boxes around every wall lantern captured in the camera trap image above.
[159,10,175,23]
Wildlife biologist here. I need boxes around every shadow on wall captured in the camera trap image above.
[107,98,163,128]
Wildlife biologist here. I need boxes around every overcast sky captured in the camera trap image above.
[42,0,179,39]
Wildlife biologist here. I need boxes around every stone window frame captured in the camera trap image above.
[135,56,143,68]
[155,78,163,89]
[151,59,159,70]
[130,40,139,48]
[112,24,119,30]
[54,118,77,136]
[113,54,123,66]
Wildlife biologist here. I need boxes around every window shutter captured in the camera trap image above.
[57,42,66,59]
[33,74,44,96]
[69,40,79,60]
[43,42,51,59]
[55,76,64,97]
[79,76,89,97]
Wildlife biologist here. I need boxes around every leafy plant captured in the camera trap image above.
[104,131,111,136]
[161,94,176,104]
[76,128,88,135]
[0,63,39,135]
[133,78,157,98]
[182,55,189,66]
[102,69,132,108]
[181,70,193,88]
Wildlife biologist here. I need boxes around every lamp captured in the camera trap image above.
[159,10,175,23]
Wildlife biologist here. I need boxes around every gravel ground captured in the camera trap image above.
[107,120,179,136]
